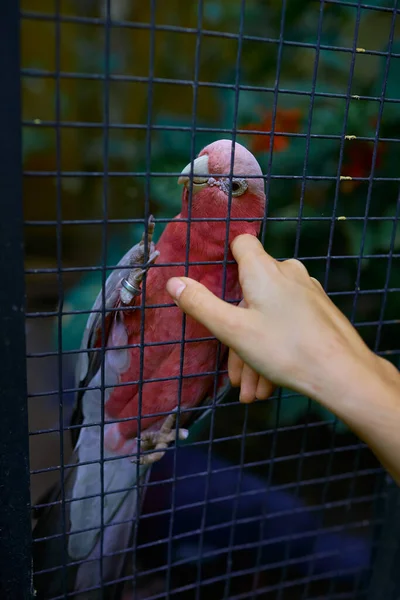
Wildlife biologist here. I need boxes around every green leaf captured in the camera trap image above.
[268,390,349,433]
[342,220,377,258]
[376,40,400,101]
[318,48,350,74]
[150,175,183,220]
[22,127,54,158]
[203,1,224,24]
[378,207,400,251]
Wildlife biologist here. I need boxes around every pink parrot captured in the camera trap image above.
[33,139,265,599]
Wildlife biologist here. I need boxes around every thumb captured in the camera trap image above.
[166,277,240,345]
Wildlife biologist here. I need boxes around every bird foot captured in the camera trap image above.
[132,411,189,466]
[120,215,160,305]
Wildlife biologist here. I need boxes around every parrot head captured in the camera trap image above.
[178,139,265,240]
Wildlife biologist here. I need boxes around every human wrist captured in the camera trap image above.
[317,353,400,485]
[309,350,399,429]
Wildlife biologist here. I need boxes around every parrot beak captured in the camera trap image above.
[178,154,209,192]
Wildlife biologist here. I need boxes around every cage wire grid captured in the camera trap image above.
[0,0,399,599]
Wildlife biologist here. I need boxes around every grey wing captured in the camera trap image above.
[76,243,143,392]
[70,240,150,446]
[68,225,161,565]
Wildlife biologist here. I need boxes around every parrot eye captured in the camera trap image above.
[230,178,248,197]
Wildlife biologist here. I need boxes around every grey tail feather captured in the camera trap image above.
[32,467,151,600]
[74,489,137,599]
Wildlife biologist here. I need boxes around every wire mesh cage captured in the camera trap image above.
[0,0,400,599]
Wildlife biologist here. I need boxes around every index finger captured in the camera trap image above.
[230,234,276,267]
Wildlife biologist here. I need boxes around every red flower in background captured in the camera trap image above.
[341,140,386,193]
[243,108,302,154]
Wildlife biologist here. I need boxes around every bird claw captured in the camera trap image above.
[132,411,189,466]
[120,215,160,305]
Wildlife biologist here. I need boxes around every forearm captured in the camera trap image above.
[310,355,400,485]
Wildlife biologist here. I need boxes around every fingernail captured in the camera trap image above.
[166,278,186,302]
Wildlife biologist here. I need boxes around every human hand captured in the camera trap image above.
[166,234,383,405]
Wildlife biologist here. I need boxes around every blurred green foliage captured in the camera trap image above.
[22,0,399,435]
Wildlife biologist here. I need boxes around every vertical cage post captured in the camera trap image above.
[0,2,32,599]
